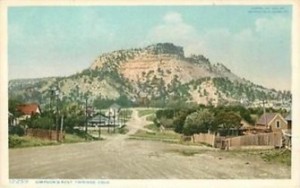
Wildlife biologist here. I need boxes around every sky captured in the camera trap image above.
[8,5,292,91]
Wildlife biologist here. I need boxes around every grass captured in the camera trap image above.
[64,134,87,143]
[228,149,291,166]
[9,128,102,148]
[9,135,59,148]
[129,129,181,143]
[260,149,291,166]
[144,123,160,131]
[117,127,129,134]
[146,114,156,121]
[138,109,157,117]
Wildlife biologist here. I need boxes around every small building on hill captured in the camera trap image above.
[88,114,111,127]
[107,103,121,118]
[16,103,41,122]
[255,113,287,132]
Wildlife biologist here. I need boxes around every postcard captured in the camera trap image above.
[1,0,299,188]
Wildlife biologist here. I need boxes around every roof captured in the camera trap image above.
[240,119,254,129]
[88,114,110,122]
[256,113,278,125]
[17,103,40,115]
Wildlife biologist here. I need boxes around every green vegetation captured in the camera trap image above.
[9,135,59,148]
[119,109,133,120]
[26,116,54,130]
[93,95,132,109]
[183,109,215,136]
[129,130,181,143]
[260,149,291,166]
[229,149,291,166]
[9,126,25,136]
[146,114,155,121]
[153,105,267,136]
[212,77,292,102]
[117,127,129,134]
[144,124,160,131]
[138,109,157,117]
[63,134,87,143]
[9,131,101,148]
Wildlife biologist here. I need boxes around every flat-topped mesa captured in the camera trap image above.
[214,62,231,73]
[145,43,184,57]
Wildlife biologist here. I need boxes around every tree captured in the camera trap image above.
[173,108,195,133]
[116,95,132,107]
[182,109,214,136]
[64,114,85,133]
[32,117,54,129]
[9,98,23,117]
[214,111,241,135]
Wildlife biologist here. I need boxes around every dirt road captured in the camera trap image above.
[9,109,291,179]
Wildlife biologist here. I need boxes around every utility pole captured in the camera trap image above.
[99,95,102,136]
[263,99,267,129]
[60,115,64,141]
[54,88,59,142]
[85,96,88,140]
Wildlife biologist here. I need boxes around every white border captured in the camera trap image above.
[1,0,299,188]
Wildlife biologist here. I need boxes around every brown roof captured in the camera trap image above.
[256,113,278,125]
[17,103,40,115]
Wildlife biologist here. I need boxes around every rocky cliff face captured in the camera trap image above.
[9,43,292,107]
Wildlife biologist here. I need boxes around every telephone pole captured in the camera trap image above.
[85,96,88,140]
[262,99,268,129]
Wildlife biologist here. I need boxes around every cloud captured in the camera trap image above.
[145,12,291,90]
[145,12,204,55]
[255,16,290,35]
[163,12,183,23]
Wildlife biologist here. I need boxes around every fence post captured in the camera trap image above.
[212,133,215,147]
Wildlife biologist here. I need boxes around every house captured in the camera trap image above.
[8,112,17,126]
[16,103,41,121]
[255,113,287,132]
[88,113,123,128]
[88,114,111,127]
[282,112,292,149]
[107,103,121,118]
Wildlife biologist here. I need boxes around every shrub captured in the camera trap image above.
[9,125,25,136]
[9,135,23,148]
[159,117,174,128]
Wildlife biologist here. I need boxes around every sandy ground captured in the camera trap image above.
[9,109,291,179]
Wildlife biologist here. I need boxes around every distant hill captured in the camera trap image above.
[9,43,292,108]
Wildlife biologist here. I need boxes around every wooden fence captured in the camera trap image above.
[192,132,216,147]
[192,132,282,149]
[226,132,282,149]
[26,128,64,141]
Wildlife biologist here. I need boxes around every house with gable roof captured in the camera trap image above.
[16,103,41,122]
[255,113,287,132]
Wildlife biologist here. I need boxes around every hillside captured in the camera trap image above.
[8,43,292,108]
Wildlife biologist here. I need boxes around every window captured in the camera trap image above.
[276,121,280,128]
